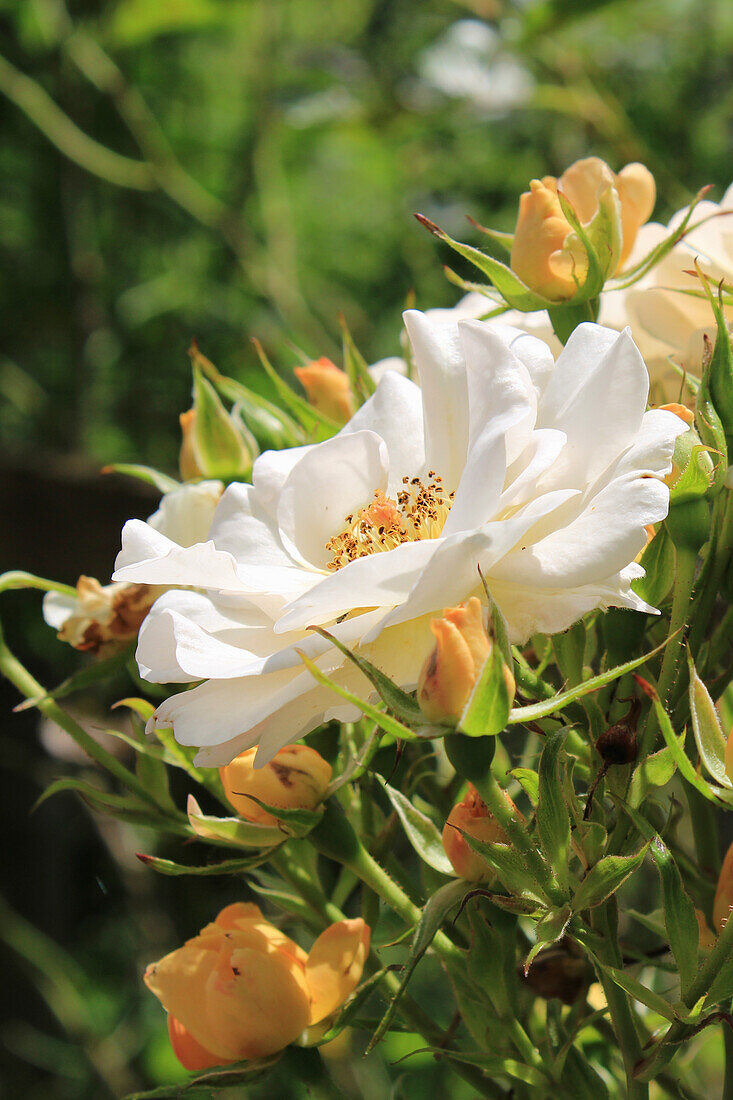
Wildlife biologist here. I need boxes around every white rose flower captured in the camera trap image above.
[113,317,686,766]
[44,480,223,653]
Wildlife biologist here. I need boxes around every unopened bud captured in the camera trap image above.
[510,158,655,300]
[220,743,332,826]
[442,783,509,881]
[187,368,258,482]
[713,841,733,933]
[294,358,355,424]
[511,178,588,301]
[417,597,491,725]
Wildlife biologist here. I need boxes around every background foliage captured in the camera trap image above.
[1,0,732,1095]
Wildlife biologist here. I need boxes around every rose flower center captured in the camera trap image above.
[325,472,454,571]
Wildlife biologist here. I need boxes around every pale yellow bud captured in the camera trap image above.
[510,178,589,301]
[442,784,510,882]
[220,743,332,826]
[294,357,355,424]
[417,597,491,724]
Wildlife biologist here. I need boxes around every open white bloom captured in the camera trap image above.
[113,317,685,766]
[44,480,223,653]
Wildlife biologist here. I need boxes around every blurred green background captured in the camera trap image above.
[1,0,732,1096]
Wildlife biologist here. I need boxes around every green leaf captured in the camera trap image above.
[671,444,716,504]
[414,213,554,311]
[377,777,453,874]
[463,905,519,1019]
[653,693,724,804]
[650,835,699,999]
[308,626,425,725]
[365,879,465,1053]
[509,637,669,724]
[310,968,389,1046]
[340,314,376,402]
[572,847,648,912]
[186,795,285,849]
[595,964,681,1023]
[35,777,186,833]
[231,794,324,836]
[628,745,677,805]
[100,463,179,494]
[459,832,548,903]
[124,1056,281,1098]
[524,905,572,973]
[392,1047,549,1088]
[689,654,731,787]
[459,640,514,738]
[252,338,339,440]
[509,767,539,807]
[537,730,571,891]
[632,526,674,607]
[296,649,418,742]
[136,850,274,876]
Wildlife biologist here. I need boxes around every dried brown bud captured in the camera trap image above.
[595,698,641,767]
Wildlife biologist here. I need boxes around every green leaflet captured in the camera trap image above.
[136,850,275,876]
[537,730,571,892]
[100,463,179,493]
[460,831,549,904]
[186,794,286,849]
[688,654,731,787]
[297,649,418,741]
[414,213,554,312]
[123,1056,281,1098]
[377,777,453,875]
[572,846,649,912]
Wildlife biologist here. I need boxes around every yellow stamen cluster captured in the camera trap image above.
[325,472,453,571]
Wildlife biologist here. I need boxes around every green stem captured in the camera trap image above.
[689,489,733,656]
[591,903,648,1098]
[686,785,720,883]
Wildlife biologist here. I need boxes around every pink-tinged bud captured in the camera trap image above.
[294,358,355,424]
[442,784,510,881]
[510,178,588,301]
[417,597,492,724]
[713,842,733,933]
[220,743,332,826]
[179,408,204,481]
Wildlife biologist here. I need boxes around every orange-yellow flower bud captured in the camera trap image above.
[179,408,204,481]
[713,842,733,933]
[294,357,355,424]
[220,743,332,826]
[417,597,491,724]
[145,903,369,1067]
[442,783,509,881]
[511,178,588,301]
[511,158,655,299]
